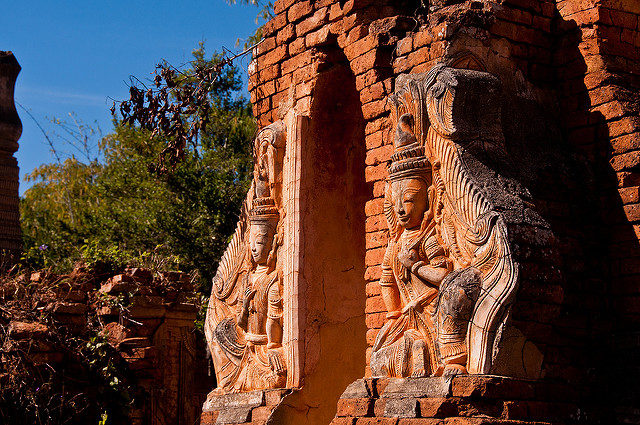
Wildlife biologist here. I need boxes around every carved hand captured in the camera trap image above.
[242,288,257,311]
[268,349,286,375]
[397,245,419,269]
[401,296,424,314]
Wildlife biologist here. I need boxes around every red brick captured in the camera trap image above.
[365,213,385,233]
[365,130,386,150]
[365,197,384,216]
[261,45,288,67]
[288,1,312,22]
[355,417,397,425]
[366,295,386,313]
[273,0,292,15]
[365,265,381,282]
[611,150,640,171]
[355,69,387,91]
[262,13,287,37]
[366,144,393,166]
[418,398,457,418]
[619,187,640,204]
[365,247,385,267]
[611,133,640,155]
[276,24,295,45]
[365,163,388,182]
[297,7,329,35]
[251,406,273,423]
[331,417,356,425]
[366,328,379,346]
[289,37,306,56]
[337,398,374,417]
[366,281,381,297]
[451,376,535,399]
[592,100,626,119]
[306,26,331,47]
[373,180,385,198]
[362,99,389,120]
[281,50,314,75]
[610,9,638,29]
[351,50,380,76]
[344,35,380,61]
[624,203,640,222]
[366,310,386,329]
[366,229,388,249]
[254,36,276,57]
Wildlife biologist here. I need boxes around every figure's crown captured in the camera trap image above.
[388,113,430,182]
[249,196,279,223]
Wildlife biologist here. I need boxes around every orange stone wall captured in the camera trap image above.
[247,0,640,422]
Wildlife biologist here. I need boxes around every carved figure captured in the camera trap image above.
[371,64,518,377]
[205,122,288,393]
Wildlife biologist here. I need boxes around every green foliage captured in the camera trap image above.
[20,46,256,291]
[225,0,274,47]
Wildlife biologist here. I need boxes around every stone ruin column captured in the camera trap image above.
[0,52,22,263]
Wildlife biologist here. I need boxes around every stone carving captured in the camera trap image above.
[371,64,518,377]
[205,122,288,393]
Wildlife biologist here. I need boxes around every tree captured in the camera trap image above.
[20,46,256,287]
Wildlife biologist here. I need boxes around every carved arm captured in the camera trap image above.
[380,242,402,319]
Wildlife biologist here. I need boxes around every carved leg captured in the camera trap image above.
[411,339,428,378]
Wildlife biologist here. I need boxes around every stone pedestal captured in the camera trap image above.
[331,376,589,425]
[201,389,290,425]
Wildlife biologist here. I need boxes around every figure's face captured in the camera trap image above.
[391,178,428,230]
[249,222,274,265]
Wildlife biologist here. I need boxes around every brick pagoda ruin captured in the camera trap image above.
[202,0,640,424]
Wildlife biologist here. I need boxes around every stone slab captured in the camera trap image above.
[215,407,252,424]
[341,378,372,399]
[382,377,452,399]
[203,390,265,411]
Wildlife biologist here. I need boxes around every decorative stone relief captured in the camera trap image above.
[204,121,289,393]
[371,64,518,377]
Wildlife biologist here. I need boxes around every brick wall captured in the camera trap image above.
[247,0,639,422]
[1,266,213,425]
[0,52,22,262]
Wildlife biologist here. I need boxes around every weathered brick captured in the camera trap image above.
[365,163,388,182]
[365,247,385,268]
[365,144,393,166]
[297,7,328,35]
[611,150,640,171]
[619,186,640,204]
[288,0,312,22]
[624,203,640,222]
[337,398,374,417]
[365,295,385,314]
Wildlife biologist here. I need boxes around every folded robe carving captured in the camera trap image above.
[205,122,288,393]
[371,64,519,377]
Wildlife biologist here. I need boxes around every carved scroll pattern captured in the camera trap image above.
[389,65,519,374]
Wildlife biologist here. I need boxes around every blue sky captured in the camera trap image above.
[4,1,259,194]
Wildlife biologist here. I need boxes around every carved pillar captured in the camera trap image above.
[0,52,21,261]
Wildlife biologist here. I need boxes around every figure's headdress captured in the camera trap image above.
[249,196,279,226]
[387,113,430,182]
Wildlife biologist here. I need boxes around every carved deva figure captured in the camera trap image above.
[205,122,287,393]
[371,113,480,378]
[372,64,519,377]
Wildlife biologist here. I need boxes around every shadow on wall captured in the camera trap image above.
[270,44,370,425]
[494,4,639,420]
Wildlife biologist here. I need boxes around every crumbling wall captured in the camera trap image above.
[0,52,22,262]
[0,266,212,425]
